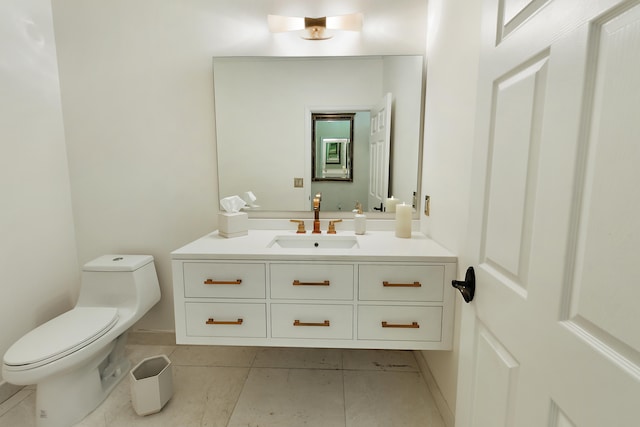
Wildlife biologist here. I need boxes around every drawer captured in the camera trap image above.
[357,305,442,341]
[185,302,266,337]
[183,262,266,298]
[358,264,444,302]
[271,303,353,339]
[270,263,354,300]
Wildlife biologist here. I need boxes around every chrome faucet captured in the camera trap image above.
[312,192,322,234]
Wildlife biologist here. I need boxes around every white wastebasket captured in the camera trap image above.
[130,354,173,416]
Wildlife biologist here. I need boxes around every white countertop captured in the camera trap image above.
[172,229,457,262]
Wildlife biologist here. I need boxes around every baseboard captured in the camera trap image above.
[0,381,23,405]
[414,351,455,427]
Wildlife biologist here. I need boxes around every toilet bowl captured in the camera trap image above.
[2,255,161,427]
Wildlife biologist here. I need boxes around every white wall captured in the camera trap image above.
[384,55,423,206]
[419,0,483,420]
[0,0,79,383]
[50,0,428,331]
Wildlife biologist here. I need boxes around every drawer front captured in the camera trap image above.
[358,264,444,302]
[184,262,266,298]
[270,263,354,300]
[185,302,266,337]
[271,304,353,339]
[357,305,442,341]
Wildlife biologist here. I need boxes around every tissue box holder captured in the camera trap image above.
[218,212,248,238]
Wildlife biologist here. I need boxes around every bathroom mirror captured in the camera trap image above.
[213,55,424,215]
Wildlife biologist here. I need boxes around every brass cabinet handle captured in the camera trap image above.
[204,279,242,285]
[382,281,421,287]
[206,318,243,325]
[381,321,420,328]
[292,280,330,286]
[293,320,330,327]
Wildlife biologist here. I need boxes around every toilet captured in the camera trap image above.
[2,255,161,427]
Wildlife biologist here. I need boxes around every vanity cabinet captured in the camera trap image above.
[173,248,456,350]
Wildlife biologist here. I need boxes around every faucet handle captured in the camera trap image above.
[290,219,306,234]
[327,219,342,234]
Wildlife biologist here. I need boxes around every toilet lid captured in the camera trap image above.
[3,307,119,369]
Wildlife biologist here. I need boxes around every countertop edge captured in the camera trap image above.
[170,230,458,262]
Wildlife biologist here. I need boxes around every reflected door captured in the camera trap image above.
[368,93,392,212]
[457,0,640,426]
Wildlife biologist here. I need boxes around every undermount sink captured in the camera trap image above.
[268,235,360,249]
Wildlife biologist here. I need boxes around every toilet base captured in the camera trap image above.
[34,334,129,427]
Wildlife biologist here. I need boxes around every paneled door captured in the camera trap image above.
[368,93,392,212]
[456,0,640,426]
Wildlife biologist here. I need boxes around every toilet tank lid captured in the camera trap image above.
[83,255,154,272]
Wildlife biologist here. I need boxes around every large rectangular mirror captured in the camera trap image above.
[213,55,424,215]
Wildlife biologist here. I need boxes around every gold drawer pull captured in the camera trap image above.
[382,281,421,288]
[292,280,330,286]
[204,279,242,285]
[206,318,243,325]
[293,320,330,327]
[381,321,420,328]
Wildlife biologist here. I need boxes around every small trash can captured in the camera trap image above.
[129,354,173,416]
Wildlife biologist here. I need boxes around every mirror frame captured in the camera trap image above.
[311,113,355,182]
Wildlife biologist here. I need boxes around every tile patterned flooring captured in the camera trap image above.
[0,343,444,426]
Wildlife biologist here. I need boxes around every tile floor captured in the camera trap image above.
[0,343,444,427]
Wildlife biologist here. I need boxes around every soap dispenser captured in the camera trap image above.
[353,202,366,235]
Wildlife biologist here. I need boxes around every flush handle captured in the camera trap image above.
[452,266,475,303]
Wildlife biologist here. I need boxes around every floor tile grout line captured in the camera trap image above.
[0,388,34,418]
[234,365,420,373]
[224,365,253,427]
[342,351,348,427]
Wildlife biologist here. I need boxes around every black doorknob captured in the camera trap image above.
[452,266,475,303]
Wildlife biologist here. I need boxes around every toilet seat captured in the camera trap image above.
[3,307,119,370]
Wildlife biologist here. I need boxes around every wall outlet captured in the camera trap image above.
[294,177,304,188]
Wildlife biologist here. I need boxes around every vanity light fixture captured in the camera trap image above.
[267,12,363,40]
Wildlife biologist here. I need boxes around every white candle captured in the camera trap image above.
[395,203,412,238]
[386,196,399,213]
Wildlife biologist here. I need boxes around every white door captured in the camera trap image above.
[368,93,392,212]
[456,0,640,426]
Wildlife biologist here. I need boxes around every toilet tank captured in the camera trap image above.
[76,255,160,317]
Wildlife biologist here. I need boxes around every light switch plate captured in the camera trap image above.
[294,178,304,188]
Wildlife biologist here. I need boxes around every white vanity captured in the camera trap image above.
[172,229,456,350]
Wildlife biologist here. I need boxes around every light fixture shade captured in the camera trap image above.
[326,13,363,31]
[268,12,363,40]
[267,14,305,32]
